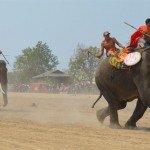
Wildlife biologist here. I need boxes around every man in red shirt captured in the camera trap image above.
[128,18,150,49]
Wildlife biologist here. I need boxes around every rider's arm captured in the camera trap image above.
[96,43,104,59]
[114,38,125,48]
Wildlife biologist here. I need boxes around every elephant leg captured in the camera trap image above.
[125,99,147,129]
[109,101,127,128]
[96,106,110,123]
[109,103,121,128]
[97,102,127,125]
[97,85,126,128]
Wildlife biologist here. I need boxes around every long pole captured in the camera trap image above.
[1,53,9,64]
[124,22,150,38]
[124,22,137,30]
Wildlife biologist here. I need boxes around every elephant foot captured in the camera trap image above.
[125,122,137,130]
[96,110,105,124]
[109,123,122,129]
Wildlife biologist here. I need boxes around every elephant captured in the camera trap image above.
[94,47,150,128]
[0,60,8,107]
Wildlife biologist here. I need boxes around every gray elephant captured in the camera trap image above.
[94,47,150,128]
[0,60,8,107]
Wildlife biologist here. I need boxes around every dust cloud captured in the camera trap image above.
[0,92,149,150]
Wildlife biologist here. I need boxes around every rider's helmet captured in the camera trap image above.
[145,18,150,25]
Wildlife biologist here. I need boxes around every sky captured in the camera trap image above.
[0,0,149,71]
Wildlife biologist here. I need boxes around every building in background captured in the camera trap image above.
[30,70,70,93]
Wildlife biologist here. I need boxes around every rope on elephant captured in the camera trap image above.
[109,48,129,69]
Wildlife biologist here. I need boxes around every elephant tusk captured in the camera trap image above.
[0,83,5,94]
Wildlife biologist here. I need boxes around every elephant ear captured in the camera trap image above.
[124,52,141,66]
[0,60,7,71]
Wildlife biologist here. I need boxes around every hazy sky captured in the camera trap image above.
[0,0,149,71]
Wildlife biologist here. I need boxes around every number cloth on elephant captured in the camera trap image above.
[109,48,129,69]
[124,52,141,66]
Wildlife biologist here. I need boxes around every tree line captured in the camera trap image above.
[8,41,100,84]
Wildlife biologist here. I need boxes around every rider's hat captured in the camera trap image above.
[103,31,110,36]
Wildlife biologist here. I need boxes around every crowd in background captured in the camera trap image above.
[8,82,99,94]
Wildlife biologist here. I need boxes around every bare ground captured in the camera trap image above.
[0,93,149,150]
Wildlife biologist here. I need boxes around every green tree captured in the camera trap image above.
[68,45,99,84]
[14,41,59,83]
[7,72,17,84]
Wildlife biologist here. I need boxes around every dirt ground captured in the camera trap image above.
[0,92,149,150]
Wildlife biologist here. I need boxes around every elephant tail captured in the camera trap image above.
[91,92,102,108]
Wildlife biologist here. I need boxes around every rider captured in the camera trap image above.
[128,18,150,49]
[96,31,125,59]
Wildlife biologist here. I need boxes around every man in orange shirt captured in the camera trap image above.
[128,18,150,49]
[96,31,125,59]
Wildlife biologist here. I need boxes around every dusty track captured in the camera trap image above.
[0,93,149,150]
